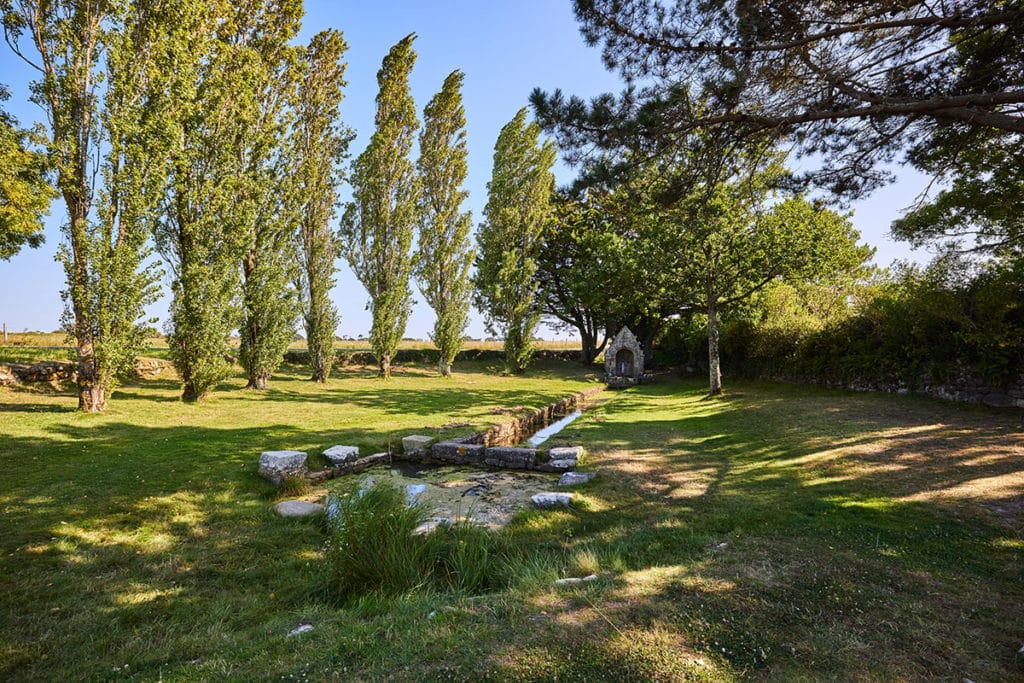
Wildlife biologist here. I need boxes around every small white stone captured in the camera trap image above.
[549,446,584,460]
[553,574,598,586]
[287,623,313,637]
[548,459,577,471]
[531,492,574,508]
[273,500,324,518]
[323,445,359,465]
[413,517,453,535]
[558,471,595,487]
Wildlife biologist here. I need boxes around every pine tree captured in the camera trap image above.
[340,34,420,380]
[3,0,165,411]
[474,108,556,374]
[415,70,473,377]
[293,30,353,383]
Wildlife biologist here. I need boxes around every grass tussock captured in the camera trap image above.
[325,480,521,601]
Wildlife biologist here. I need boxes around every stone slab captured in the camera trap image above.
[531,492,574,508]
[431,441,486,464]
[273,500,324,518]
[558,471,596,487]
[258,450,308,484]
[402,435,434,455]
[323,445,359,465]
[484,446,536,470]
[549,446,584,460]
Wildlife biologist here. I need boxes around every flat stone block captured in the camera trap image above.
[402,435,434,455]
[258,450,308,484]
[273,500,324,518]
[323,445,359,465]
[558,471,595,487]
[484,446,536,470]
[531,492,574,508]
[431,441,486,464]
[549,446,584,460]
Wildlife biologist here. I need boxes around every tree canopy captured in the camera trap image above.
[532,0,1024,199]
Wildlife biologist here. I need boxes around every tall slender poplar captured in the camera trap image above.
[236,0,304,391]
[339,34,419,380]
[474,108,556,374]
[3,0,165,411]
[293,30,353,383]
[415,70,473,377]
[155,2,250,401]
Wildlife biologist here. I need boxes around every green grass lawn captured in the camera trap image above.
[1,364,1022,681]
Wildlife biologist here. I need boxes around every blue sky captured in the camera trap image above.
[0,0,929,338]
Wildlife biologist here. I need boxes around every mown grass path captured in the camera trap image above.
[1,369,1021,680]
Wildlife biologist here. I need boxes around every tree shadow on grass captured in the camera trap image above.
[493,378,1024,680]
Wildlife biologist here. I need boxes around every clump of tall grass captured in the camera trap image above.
[325,480,525,601]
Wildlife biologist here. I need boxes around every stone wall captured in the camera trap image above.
[766,368,1024,410]
[0,357,173,387]
[465,386,604,448]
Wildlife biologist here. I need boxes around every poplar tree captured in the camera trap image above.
[474,108,556,374]
[236,0,304,391]
[415,70,473,377]
[340,34,419,380]
[3,0,165,411]
[155,2,254,401]
[293,30,353,383]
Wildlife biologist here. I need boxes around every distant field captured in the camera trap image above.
[0,332,582,361]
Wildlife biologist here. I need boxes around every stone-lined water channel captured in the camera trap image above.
[262,387,603,526]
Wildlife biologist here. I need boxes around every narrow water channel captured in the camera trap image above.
[526,410,583,447]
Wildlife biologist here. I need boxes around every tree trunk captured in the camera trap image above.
[182,381,200,402]
[310,357,327,383]
[247,374,268,390]
[580,330,597,365]
[379,353,391,379]
[438,357,452,377]
[707,297,722,395]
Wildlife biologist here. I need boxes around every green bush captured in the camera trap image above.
[658,255,1024,388]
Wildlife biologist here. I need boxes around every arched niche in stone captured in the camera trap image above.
[605,327,644,384]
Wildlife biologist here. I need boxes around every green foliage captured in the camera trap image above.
[4,1,166,411]
[293,30,353,383]
[0,87,52,260]
[666,253,1024,388]
[537,191,623,363]
[237,2,304,391]
[474,108,556,374]
[340,35,420,380]
[326,480,510,601]
[415,70,474,377]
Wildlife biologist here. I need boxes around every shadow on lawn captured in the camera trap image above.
[490,379,1024,680]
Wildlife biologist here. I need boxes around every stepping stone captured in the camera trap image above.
[323,445,359,465]
[402,435,433,455]
[531,492,574,508]
[548,459,577,471]
[558,471,596,487]
[272,500,324,518]
[258,450,308,484]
